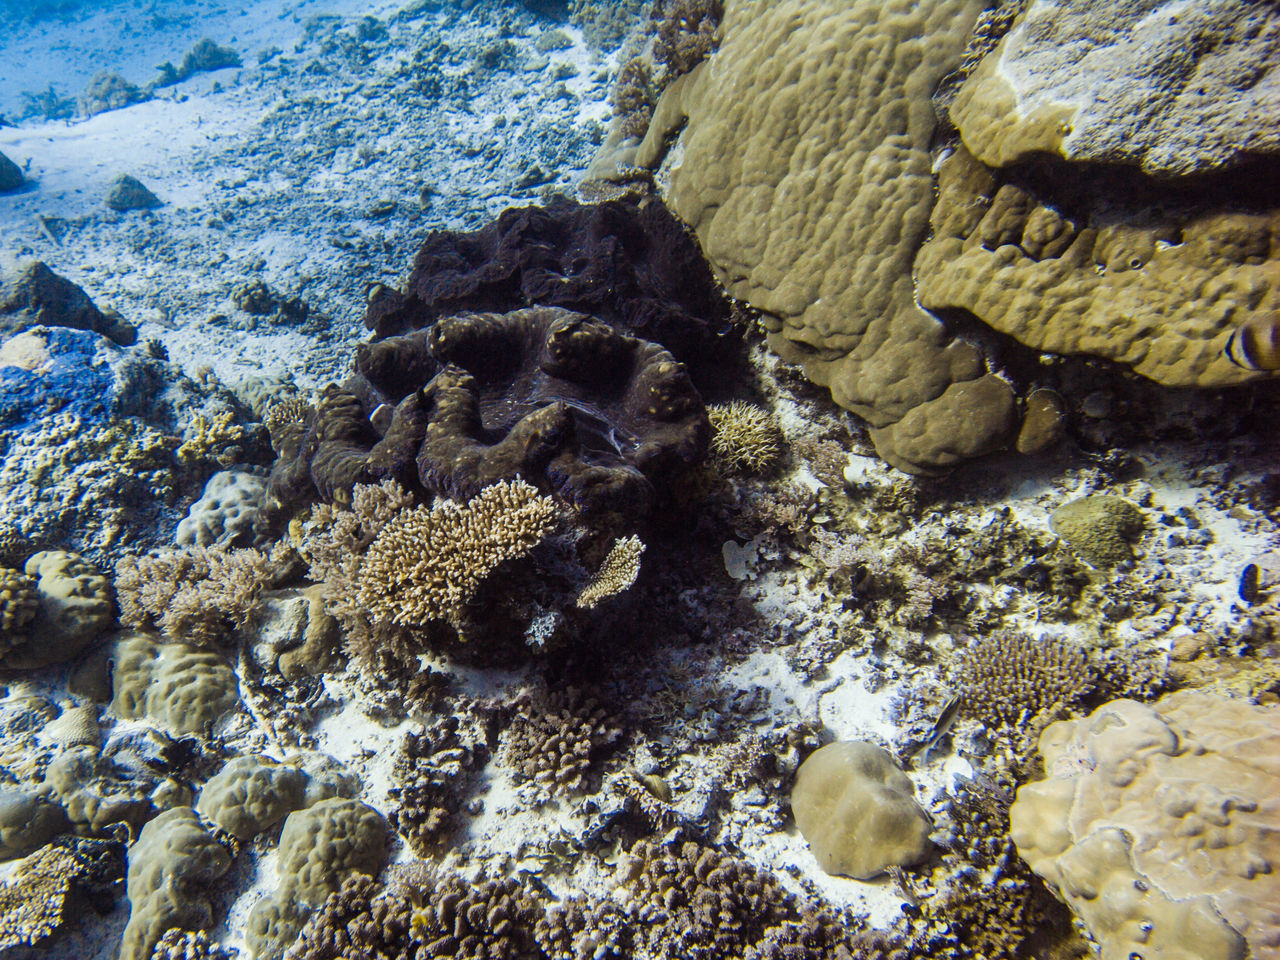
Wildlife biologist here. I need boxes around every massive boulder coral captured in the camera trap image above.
[1010,691,1280,960]
[948,0,1280,176]
[109,633,240,737]
[0,550,112,670]
[270,306,709,517]
[362,194,737,382]
[602,0,1024,474]
[915,145,1280,390]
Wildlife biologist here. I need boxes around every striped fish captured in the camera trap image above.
[1225,315,1280,372]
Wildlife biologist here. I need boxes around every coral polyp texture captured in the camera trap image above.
[270,306,709,517]
[707,401,784,476]
[356,478,558,628]
[1010,691,1280,960]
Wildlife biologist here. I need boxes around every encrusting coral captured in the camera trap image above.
[1011,691,1280,960]
[357,479,558,628]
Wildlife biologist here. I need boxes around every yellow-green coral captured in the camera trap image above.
[176,411,247,469]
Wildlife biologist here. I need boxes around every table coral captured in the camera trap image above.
[1010,691,1280,960]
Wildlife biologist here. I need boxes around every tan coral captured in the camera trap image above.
[707,401,783,476]
[357,479,557,628]
[916,144,1280,389]
[615,0,1019,474]
[576,535,645,609]
[1010,691,1280,960]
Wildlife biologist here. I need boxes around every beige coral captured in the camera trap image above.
[1010,691,1280,960]
[955,631,1094,731]
[610,0,1019,474]
[707,401,783,475]
[357,479,558,628]
[576,535,645,609]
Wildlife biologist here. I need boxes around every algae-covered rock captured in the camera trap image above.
[195,755,306,841]
[1050,495,1145,567]
[110,632,239,737]
[0,784,70,860]
[244,797,388,960]
[0,151,22,193]
[104,174,162,213]
[0,260,137,345]
[1,551,112,670]
[790,741,933,879]
[120,807,234,960]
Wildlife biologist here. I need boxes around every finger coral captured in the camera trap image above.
[500,686,623,798]
[356,479,558,628]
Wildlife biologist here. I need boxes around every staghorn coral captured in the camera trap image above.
[707,401,784,476]
[576,535,645,609]
[954,631,1093,734]
[114,543,290,645]
[357,479,557,628]
[1011,691,1280,960]
[652,0,723,77]
[389,714,485,855]
[501,686,624,798]
[0,837,126,950]
[607,0,1022,474]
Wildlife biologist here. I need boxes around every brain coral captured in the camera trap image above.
[916,145,1280,390]
[1010,691,1280,960]
[269,306,709,517]
[611,0,1025,474]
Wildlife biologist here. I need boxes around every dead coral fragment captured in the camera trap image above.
[956,631,1093,731]
[576,535,645,609]
[114,544,289,645]
[357,479,558,628]
[708,401,784,475]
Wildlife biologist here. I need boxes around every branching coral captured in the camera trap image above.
[389,714,486,855]
[356,479,558,628]
[707,401,784,476]
[114,544,291,645]
[576,535,645,609]
[653,0,724,77]
[611,57,654,140]
[0,837,126,950]
[954,631,1093,735]
[176,411,249,471]
[501,686,623,798]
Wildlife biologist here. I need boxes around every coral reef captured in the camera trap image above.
[175,470,273,547]
[652,0,724,78]
[954,631,1093,732]
[245,798,389,960]
[357,479,557,628]
[194,755,308,841]
[0,837,126,950]
[1049,495,1145,567]
[272,306,710,518]
[389,714,485,855]
[110,632,240,736]
[1,550,112,670]
[1011,691,1280,960]
[601,0,1021,474]
[790,741,933,880]
[121,807,235,960]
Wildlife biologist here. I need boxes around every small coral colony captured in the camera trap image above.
[2,1,1279,960]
